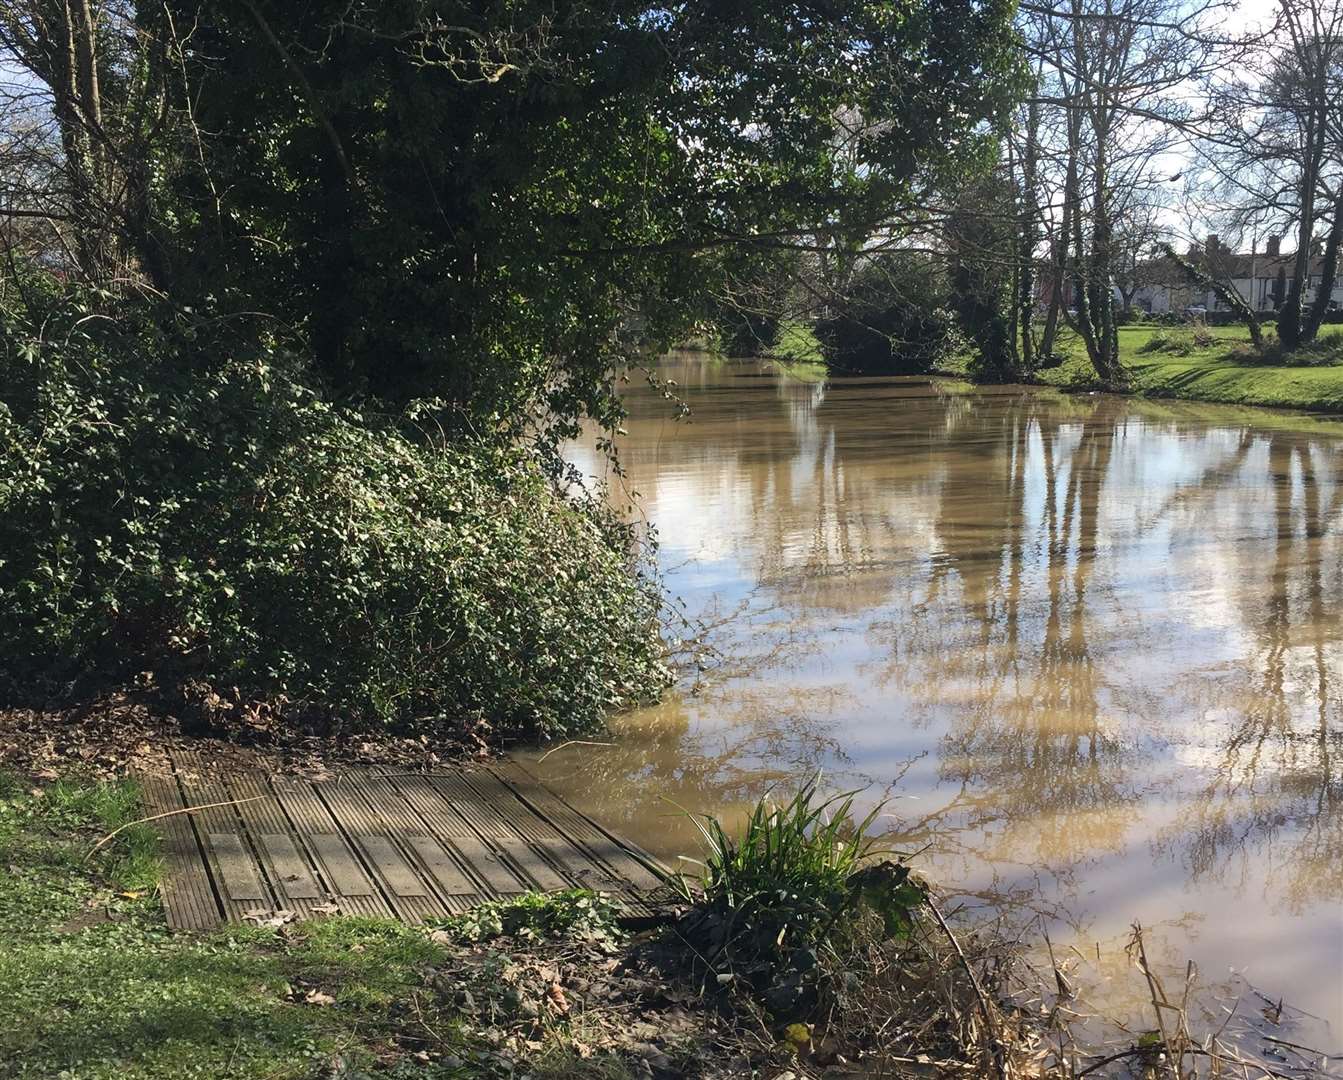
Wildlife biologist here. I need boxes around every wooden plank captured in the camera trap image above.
[308,833,374,896]
[381,775,516,903]
[223,770,329,918]
[449,833,526,894]
[356,835,428,898]
[136,771,222,930]
[337,776,480,914]
[266,775,391,918]
[170,751,278,920]
[258,834,322,900]
[386,775,474,839]
[207,833,267,901]
[406,836,478,897]
[494,762,668,889]
[426,771,516,838]
[497,837,569,891]
[315,780,442,923]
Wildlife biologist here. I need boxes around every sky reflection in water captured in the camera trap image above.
[527,354,1343,1036]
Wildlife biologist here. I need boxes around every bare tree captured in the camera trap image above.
[1195,0,1343,348]
[0,1,175,287]
[1021,0,1231,381]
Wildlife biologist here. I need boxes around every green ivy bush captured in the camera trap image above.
[816,255,961,375]
[0,298,669,740]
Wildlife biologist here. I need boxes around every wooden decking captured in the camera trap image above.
[137,750,673,930]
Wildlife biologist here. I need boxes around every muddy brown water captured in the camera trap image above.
[525,352,1343,1040]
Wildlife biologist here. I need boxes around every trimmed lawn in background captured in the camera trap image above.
[1036,323,1343,412]
[766,321,828,381]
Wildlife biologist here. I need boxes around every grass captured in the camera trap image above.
[0,770,459,1079]
[1036,322,1343,412]
[764,321,828,382]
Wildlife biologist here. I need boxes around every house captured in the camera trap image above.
[1128,236,1343,316]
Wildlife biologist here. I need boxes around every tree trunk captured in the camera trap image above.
[1303,183,1343,342]
[1018,98,1039,372]
[1278,110,1323,349]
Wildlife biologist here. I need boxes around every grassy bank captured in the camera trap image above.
[0,770,721,1080]
[1038,324,1343,412]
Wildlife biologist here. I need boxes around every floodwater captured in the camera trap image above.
[529,352,1343,1039]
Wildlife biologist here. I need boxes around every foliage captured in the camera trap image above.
[435,889,624,948]
[948,169,1019,381]
[98,0,1022,453]
[678,777,925,1018]
[1138,328,1197,356]
[0,293,669,738]
[816,254,962,374]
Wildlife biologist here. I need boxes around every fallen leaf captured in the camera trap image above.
[304,988,336,1006]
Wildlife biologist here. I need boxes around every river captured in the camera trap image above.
[527,351,1343,1042]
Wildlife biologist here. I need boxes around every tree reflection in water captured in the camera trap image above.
[535,354,1343,1032]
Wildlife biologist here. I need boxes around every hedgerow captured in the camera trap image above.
[0,295,668,740]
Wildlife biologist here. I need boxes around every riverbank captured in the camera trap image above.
[1036,324,1343,412]
[4,720,1335,1078]
[0,763,1031,1080]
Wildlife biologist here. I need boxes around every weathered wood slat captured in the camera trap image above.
[314,781,442,923]
[449,833,527,895]
[381,775,523,901]
[337,777,481,913]
[494,762,669,889]
[496,837,570,891]
[136,771,222,930]
[308,833,375,896]
[148,760,672,930]
[207,832,267,901]
[223,770,328,918]
[267,776,391,918]
[356,835,428,898]
[258,834,322,900]
[169,750,278,921]
[406,836,478,897]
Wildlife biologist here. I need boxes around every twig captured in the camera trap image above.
[538,740,614,762]
[925,896,1008,1080]
[83,796,270,861]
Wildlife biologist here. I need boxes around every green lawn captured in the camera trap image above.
[1037,323,1343,412]
[765,321,828,381]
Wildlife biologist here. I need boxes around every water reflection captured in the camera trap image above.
[531,353,1343,1032]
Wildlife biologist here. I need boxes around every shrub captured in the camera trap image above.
[1138,328,1197,356]
[677,778,925,1016]
[0,297,669,740]
[717,309,780,357]
[816,255,960,374]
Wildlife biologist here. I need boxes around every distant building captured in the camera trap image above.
[1128,236,1343,315]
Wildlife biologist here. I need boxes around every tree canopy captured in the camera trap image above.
[5,0,1022,443]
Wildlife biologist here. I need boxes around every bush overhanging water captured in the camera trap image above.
[0,297,669,739]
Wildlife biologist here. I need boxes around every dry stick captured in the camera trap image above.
[83,796,270,862]
[536,740,616,763]
[925,896,1008,1080]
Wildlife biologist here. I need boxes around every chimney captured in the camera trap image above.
[1266,235,1281,257]
[1206,234,1220,252]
